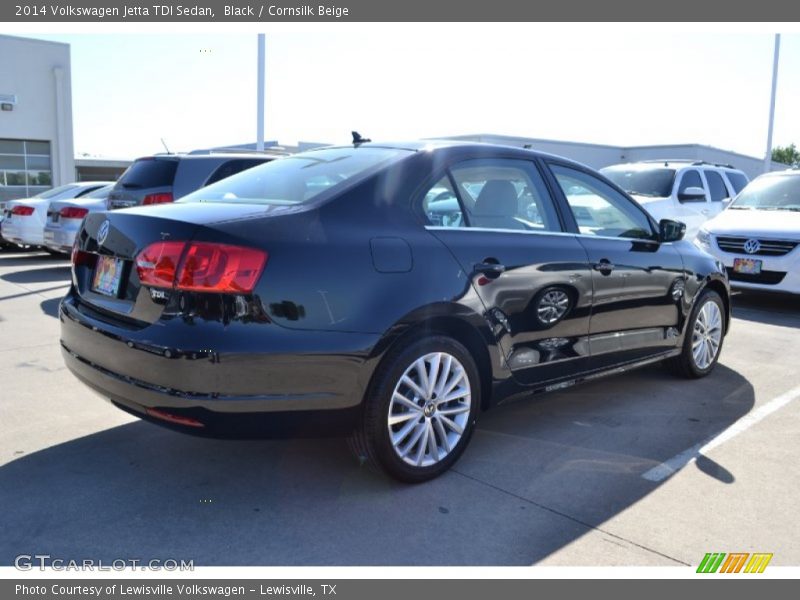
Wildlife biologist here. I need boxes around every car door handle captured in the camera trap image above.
[474,261,506,276]
[593,260,615,274]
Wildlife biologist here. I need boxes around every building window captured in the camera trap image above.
[0,138,53,202]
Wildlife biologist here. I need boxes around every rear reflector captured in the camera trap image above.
[135,241,267,294]
[11,205,34,216]
[145,408,204,428]
[142,192,173,205]
[60,206,89,219]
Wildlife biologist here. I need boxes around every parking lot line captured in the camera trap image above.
[641,383,800,482]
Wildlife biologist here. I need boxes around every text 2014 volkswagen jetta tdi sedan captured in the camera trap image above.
[61,141,730,482]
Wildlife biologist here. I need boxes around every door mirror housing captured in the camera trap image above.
[678,186,706,202]
[659,219,686,243]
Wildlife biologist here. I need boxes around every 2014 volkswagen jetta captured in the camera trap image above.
[61,141,730,482]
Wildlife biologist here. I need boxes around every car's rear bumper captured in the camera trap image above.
[60,293,380,437]
[1,220,44,246]
[43,225,77,253]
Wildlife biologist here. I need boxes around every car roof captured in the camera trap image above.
[758,168,800,178]
[133,152,284,162]
[603,160,743,172]
[305,139,592,169]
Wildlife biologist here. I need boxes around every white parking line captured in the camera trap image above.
[642,383,800,482]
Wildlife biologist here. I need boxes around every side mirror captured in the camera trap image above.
[659,219,686,243]
[678,186,706,202]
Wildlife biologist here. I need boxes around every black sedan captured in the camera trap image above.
[61,141,730,482]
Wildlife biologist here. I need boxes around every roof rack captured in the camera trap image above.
[638,159,737,169]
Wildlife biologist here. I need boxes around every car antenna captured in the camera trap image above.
[352,131,371,145]
[160,138,172,154]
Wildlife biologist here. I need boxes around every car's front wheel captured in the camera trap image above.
[667,288,725,378]
[350,335,480,483]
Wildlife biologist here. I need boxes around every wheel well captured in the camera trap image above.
[704,279,731,332]
[385,316,494,411]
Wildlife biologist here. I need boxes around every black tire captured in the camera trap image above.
[350,335,481,483]
[666,289,726,379]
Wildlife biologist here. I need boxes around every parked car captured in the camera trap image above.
[43,184,115,254]
[106,151,284,209]
[600,161,749,240]
[1,182,112,250]
[61,141,730,482]
[695,168,800,294]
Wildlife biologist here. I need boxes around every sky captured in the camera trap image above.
[22,28,800,160]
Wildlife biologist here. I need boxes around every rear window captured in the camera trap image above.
[205,158,271,186]
[725,171,749,194]
[83,184,114,199]
[117,158,178,189]
[179,147,411,206]
[34,184,79,199]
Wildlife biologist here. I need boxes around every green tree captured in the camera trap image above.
[771,144,800,165]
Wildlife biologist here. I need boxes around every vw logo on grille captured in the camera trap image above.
[743,238,761,254]
[97,220,110,246]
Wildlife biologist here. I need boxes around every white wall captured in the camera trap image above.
[0,35,74,188]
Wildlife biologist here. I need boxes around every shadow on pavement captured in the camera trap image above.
[730,291,800,328]
[0,252,68,269]
[1,265,71,286]
[0,363,753,565]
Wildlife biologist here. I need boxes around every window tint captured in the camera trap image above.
[179,147,410,206]
[118,158,178,188]
[677,170,706,202]
[726,171,749,194]
[205,158,270,186]
[448,159,560,232]
[551,164,655,240]
[422,176,464,228]
[704,170,729,202]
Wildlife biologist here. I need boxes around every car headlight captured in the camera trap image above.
[695,228,712,248]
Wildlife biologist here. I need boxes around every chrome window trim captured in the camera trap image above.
[424,225,662,245]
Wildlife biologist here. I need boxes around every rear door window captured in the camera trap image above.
[704,170,729,201]
[117,159,178,189]
[448,159,561,232]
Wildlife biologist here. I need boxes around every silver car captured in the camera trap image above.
[43,184,114,254]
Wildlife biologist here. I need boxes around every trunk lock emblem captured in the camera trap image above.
[97,220,110,245]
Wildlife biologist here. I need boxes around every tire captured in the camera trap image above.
[666,288,726,379]
[350,335,481,483]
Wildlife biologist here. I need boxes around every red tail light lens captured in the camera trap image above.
[135,241,187,289]
[142,192,173,205]
[134,241,267,293]
[177,243,267,293]
[60,207,89,219]
[11,205,34,216]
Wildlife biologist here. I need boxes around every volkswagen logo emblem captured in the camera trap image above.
[97,220,110,246]
[743,238,761,254]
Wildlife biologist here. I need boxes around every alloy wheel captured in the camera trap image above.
[387,352,472,468]
[692,300,723,370]
[537,289,570,324]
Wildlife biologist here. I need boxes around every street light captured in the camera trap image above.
[764,34,780,174]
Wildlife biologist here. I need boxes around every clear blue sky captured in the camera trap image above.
[24,29,800,160]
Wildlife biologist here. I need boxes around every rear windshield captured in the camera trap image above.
[83,184,114,199]
[34,184,80,199]
[178,147,411,206]
[601,166,676,198]
[117,158,178,189]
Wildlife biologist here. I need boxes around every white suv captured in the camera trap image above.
[695,169,800,295]
[601,160,749,240]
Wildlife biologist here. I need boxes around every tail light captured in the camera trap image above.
[60,207,89,219]
[11,205,34,216]
[71,239,93,268]
[135,241,267,294]
[142,192,173,205]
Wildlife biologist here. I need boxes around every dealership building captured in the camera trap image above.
[0,34,789,204]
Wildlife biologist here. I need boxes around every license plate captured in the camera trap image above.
[92,256,125,297]
[733,258,762,275]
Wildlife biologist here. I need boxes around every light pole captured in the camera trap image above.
[764,33,780,173]
[257,34,265,152]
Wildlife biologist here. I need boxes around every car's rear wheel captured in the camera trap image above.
[350,335,480,482]
[667,289,725,378]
